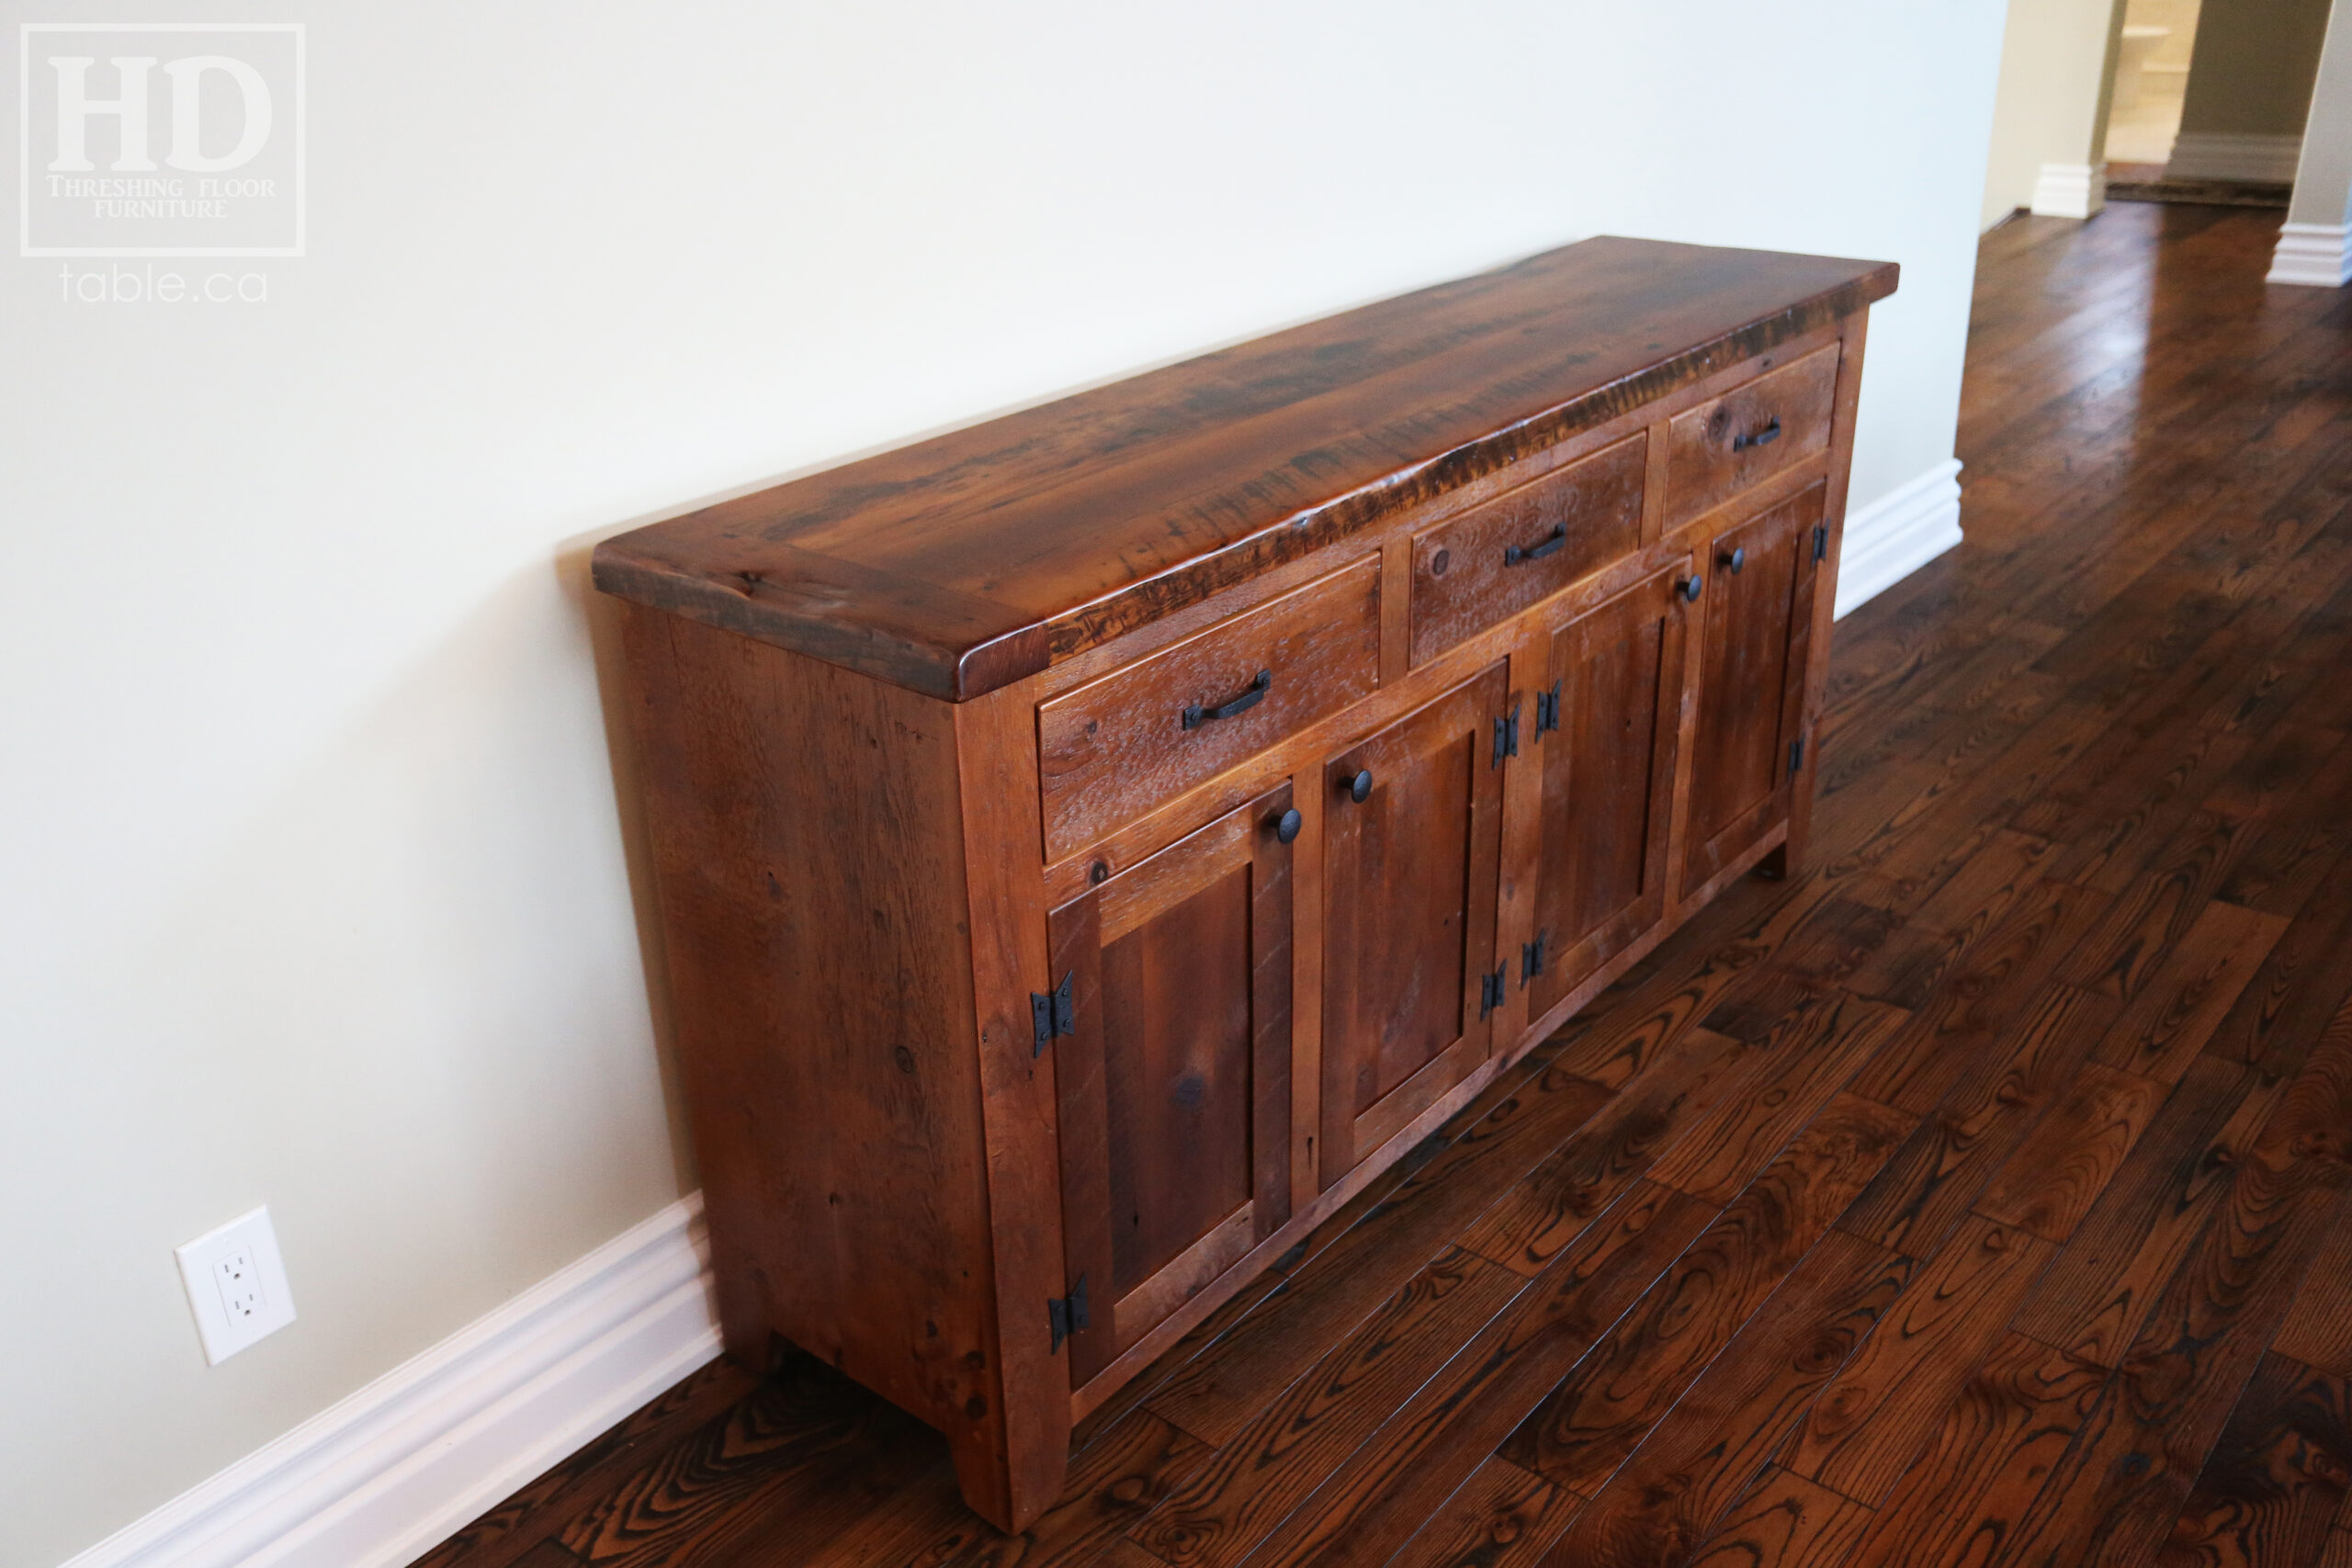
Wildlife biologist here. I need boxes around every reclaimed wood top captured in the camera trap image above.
[592,237,1897,700]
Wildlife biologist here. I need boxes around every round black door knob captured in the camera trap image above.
[1679,575,1703,603]
[1342,768,1374,803]
[1722,547,1746,573]
[1274,807,1303,843]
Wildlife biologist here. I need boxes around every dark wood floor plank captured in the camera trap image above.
[1379,1456,1582,1568]
[556,1354,944,1568]
[1229,1181,1714,1568]
[1785,1214,2053,1505]
[1981,1068,2349,1568]
[2213,735,2352,919]
[1973,1060,2168,1244]
[1500,1095,1913,1495]
[1140,1061,1611,1446]
[1838,982,2120,1260]
[2013,1053,2284,1370]
[410,1360,762,1568]
[2274,1215,2352,1381]
[1459,1028,1774,1278]
[1545,874,1848,1093]
[939,1412,1207,1568]
[1534,1231,1913,1568]
[1838,1330,2110,1568]
[1839,827,2057,1009]
[1127,1249,1525,1568]
[1650,988,1911,1204]
[2093,898,2290,1085]
[1680,1466,1874,1568]
[1845,880,2116,1118]
[2057,807,2257,1001]
[2203,863,2352,1081]
[2156,1351,2352,1568]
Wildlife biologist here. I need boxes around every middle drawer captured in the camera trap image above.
[1408,432,1646,665]
[1037,556,1382,862]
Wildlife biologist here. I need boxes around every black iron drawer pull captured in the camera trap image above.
[1272,807,1303,844]
[1182,670,1272,730]
[1732,416,1781,453]
[1340,768,1374,803]
[1504,526,1568,566]
[1721,547,1746,574]
[1679,575,1703,604]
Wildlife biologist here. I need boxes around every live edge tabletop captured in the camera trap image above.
[594,236,1897,1532]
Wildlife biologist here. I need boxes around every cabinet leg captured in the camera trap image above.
[1756,843,1790,881]
[949,1416,1066,1536]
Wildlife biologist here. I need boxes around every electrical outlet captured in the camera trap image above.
[176,1207,296,1364]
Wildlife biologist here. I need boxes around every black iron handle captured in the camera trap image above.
[1679,575,1703,604]
[1272,807,1303,844]
[1182,669,1271,730]
[1721,547,1746,574]
[1504,526,1568,567]
[1732,416,1781,453]
[1340,768,1374,803]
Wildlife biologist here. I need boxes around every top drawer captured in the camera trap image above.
[1037,558,1381,862]
[1665,344,1840,529]
[1408,433,1646,665]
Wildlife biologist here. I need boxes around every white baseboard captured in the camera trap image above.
[1836,459,1963,619]
[2165,131,2302,184]
[61,1196,722,1568]
[2267,223,2352,288]
[2030,164,2105,220]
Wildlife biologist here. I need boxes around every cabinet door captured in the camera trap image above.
[1048,784,1295,1388]
[1680,481,1826,897]
[1321,665,1510,1186]
[1526,566,1692,1021]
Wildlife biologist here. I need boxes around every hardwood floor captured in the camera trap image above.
[413,201,2352,1568]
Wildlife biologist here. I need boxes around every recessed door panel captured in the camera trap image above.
[1682,482,1826,897]
[1528,567,1690,1018]
[1320,665,1510,1186]
[1051,784,1295,1388]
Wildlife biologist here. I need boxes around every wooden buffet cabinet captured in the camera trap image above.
[593,238,1897,1531]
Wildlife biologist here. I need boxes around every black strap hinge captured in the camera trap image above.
[1534,681,1562,736]
[1047,1273,1089,1352]
[1479,967,1507,1018]
[1789,736,1807,776]
[1521,930,1550,982]
[1813,523,1829,563]
[1493,704,1521,767]
[1032,970,1074,1055]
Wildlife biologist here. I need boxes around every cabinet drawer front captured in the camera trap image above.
[1039,558,1380,861]
[1665,344,1840,529]
[1409,434,1645,665]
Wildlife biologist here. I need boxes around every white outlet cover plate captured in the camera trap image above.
[176,1205,297,1364]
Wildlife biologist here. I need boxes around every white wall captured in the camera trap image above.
[2289,0,2352,223]
[1982,0,2129,225]
[0,2,2009,1562]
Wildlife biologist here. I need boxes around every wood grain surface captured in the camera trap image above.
[594,240,1894,699]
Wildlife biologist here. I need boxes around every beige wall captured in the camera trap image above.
[2128,0,2205,71]
[2288,0,2352,221]
[1983,0,2130,224]
[2178,0,2335,133]
[2,3,2014,1564]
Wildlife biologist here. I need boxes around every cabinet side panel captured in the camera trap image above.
[1787,311,1871,871]
[616,605,997,1438]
